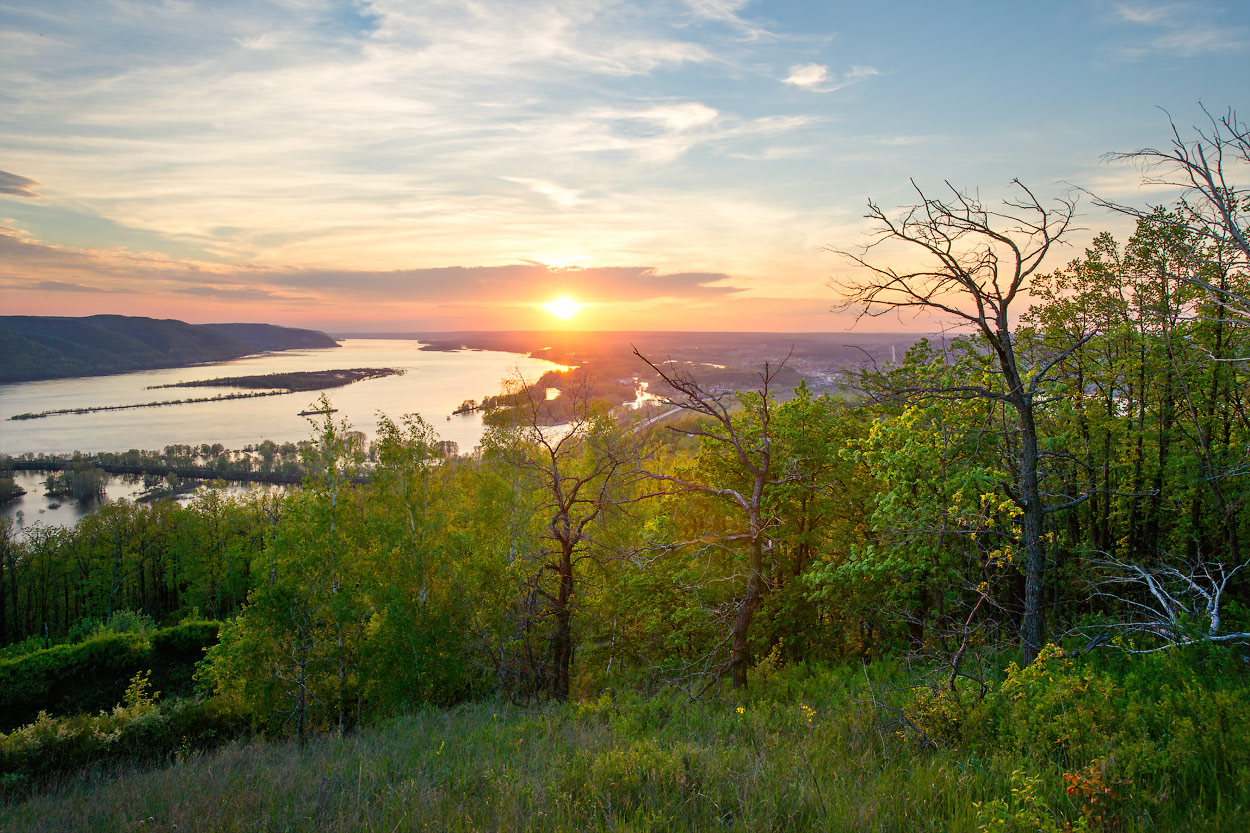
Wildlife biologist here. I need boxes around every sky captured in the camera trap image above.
[0,0,1246,333]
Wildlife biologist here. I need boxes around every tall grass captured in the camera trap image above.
[2,663,1245,832]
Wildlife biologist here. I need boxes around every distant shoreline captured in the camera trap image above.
[0,315,340,385]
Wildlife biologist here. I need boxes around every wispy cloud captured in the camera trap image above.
[1115,2,1179,24]
[17,280,115,294]
[501,178,586,208]
[685,0,776,40]
[783,63,879,93]
[1110,1,1247,57]
[172,285,318,302]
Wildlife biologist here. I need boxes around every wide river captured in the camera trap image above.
[1,339,567,532]
[0,338,566,457]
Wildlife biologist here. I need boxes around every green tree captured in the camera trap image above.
[481,375,644,700]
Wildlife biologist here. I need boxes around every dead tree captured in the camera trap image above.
[633,350,792,688]
[1083,554,1250,653]
[1093,105,1249,326]
[831,179,1086,664]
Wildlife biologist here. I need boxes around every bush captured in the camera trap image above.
[0,633,148,732]
[956,643,1250,824]
[0,621,222,732]
[150,620,220,659]
[0,684,246,795]
[150,620,221,697]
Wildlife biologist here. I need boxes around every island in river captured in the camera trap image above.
[9,368,402,421]
[149,368,403,393]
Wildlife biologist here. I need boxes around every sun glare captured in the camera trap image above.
[543,297,584,320]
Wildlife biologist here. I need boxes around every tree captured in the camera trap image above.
[633,350,793,688]
[204,406,368,742]
[363,412,474,710]
[824,341,1018,659]
[1093,105,1249,326]
[831,179,1085,664]
[482,373,643,700]
[1086,553,1250,653]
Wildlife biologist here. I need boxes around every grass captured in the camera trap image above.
[2,664,1245,832]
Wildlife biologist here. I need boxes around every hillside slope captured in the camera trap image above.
[0,315,338,383]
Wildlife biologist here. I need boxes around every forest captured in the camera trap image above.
[0,113,1247,832]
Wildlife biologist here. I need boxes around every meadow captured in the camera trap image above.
[3,653,1246,833]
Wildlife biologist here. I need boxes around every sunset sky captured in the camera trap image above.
[1,0,1246,332]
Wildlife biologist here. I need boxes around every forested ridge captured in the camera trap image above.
[0,112,1247,832]
[0,316,339,383]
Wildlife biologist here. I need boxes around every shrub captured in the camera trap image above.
[0,632,148,732]
[972,644,1250,814]
[149,620,220,659]
[150,620,221,697]
[0,622,222,732]
[0,687,246,795]
[907,678,985,746]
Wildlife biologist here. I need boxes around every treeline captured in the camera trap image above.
[6,442,317,485]
[9,389,292,421]
[0,315,338,384]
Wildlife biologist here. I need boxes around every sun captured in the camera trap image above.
[543,296,584,320]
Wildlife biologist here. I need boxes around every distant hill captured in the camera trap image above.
[0,315,339,383]
[337,330,927,367]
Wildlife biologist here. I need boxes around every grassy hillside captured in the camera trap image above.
[3,663,1245,833]
[0,315,338,383]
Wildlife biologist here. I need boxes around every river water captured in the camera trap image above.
[0,339,565,531]
[0,339,565,457]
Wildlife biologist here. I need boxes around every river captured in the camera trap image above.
[0,338,565,531]
[0,338,565,457]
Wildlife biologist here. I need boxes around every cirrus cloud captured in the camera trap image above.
[783,63,879,93]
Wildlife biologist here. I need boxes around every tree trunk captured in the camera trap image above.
[551,542,575,700]
[998,330,1046,666]
[730,536,765,688]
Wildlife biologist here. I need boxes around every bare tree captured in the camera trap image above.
[830,179,1086,664]
[1082,553,1250,653]
[633,350,793,688]
[1093,105,1249,325]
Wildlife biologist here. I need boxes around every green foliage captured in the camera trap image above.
[1,490,274,648]
[149,620,220,659]
[901,644,1250,826]
[4,663,1244,832]
[0,622,221,732]
[43,465,108,502]
[0,632,148,732]
[0,477,24,505]
[67,610,157,643]
[906,677,988,747]
[976,645,1250,792]
[0,694,245,795]
[202,409,484,735]
[973,769,1070,833]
